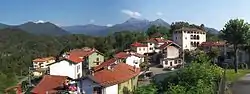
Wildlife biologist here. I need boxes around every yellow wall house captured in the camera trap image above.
[79,59,140,94]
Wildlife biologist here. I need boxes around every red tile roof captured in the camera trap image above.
[200,41,226,47]
[114,52,130,59]
[131,42,147,47]
[65,47,99,63]
[31,75,68,94]
[115,52,145,59]
[93,63,140,87]
[94,58,117,71]
[33,57,55,62]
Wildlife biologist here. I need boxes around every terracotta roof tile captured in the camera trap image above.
[31,75,68,94]
[94,58,117,71]
[114,52,130,59]
[33,57,55,62]
[65,47,98,63]
[131,42,147,47]
[93,63,140,87]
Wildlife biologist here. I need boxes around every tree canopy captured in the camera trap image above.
[220,19,250,73]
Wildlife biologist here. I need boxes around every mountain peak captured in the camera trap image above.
[154,18,165,22]
[125,18,149,24]
[35,20,46,24]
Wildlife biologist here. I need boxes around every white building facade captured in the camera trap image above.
[32,57,55,69]
[172,27,206,51]
[49,60,82,79]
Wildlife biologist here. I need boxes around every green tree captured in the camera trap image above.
[220,19,250,73]
[146,25,170,39]
[134,84,157,94]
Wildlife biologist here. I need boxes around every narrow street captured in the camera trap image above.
[232,74,250,94]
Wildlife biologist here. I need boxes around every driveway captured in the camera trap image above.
[232,74,250,94]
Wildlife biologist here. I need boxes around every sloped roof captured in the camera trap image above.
[93,63,140,87]
[31,75,68,94]
[115,52,145,59]
[114,52,130,59]
[94,58,117,71]
[159,41,181,50]
[65,47,101,63]
[33,57,55,62]
[130,42,147,47]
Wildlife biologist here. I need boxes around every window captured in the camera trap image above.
[139,48,141,51]
[197,35,200,40]
[150,43,153,45]
[178,60,182,63]
[174,60,177,64]
[96,58,99,61]
[188,31,190,33]
[96,62,100,65]
[149,47,153,50]
[164,61,168,65]
[77,65,80,73]
[143,48,145,51]
[176,37,177,40]
[191,42,194,47]
[190,35,193,39]
[185,37,187,39]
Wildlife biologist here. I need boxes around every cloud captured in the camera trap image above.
[106,24,113,27]
[156,12,163,16]
[89,19,95,23]
[121,9,141,18]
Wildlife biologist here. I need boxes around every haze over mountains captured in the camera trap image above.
[0,18,219,36]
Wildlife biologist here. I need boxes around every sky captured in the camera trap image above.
[0,0,250,30]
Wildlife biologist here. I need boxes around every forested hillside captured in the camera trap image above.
[0,28,150,92]
[0,22,219,92]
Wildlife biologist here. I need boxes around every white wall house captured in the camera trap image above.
[33,57,55,69]
[80,78,119,94]
[49,60,82,79]
[130,42,148,55]
[172,27,206,51]
[126,55,142,68]
[115,52,144,68]
[159,42,183,68]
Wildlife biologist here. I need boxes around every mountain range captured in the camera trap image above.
[0,18,219,36]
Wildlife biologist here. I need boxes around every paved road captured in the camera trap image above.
[232,74,250,94]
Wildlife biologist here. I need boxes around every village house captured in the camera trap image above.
[49,47,104,79]
[130,42,148,55]
[79,59,140,94]
[172,27,206,51]
[32,57,55,76]
[144,37,171,53]
[33,57,55,69]
[30,75,80,94]
[158,41,183,68]
[114,51,145,68]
